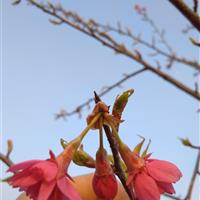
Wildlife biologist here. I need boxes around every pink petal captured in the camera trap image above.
[37,181,56,200]
[146,159,182,183]
[8,170,40,187]
[26,182,41,199]
[57,176,82,200]
[32,160,58,182]
[48,187,68,200]
[7,160,41,172]
[134,172,160,200]
[157,182,175,194]
[126,174,134,186]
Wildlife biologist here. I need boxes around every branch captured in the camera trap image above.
[193,0,198,13]
[168,0,200,31]
[55,68,146,119]
[0,140,14,167]
[103,125,133,199]
[0,152,14,168]
[94,93,133,200]
[184,150,200,200]
[98,23,200,71]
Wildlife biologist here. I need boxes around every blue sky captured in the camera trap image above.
[1,0,199,199]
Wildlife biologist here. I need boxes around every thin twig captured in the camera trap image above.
[55,68,146,119]
[164,194,183,200]
[0,152,14,168]
[98,23,200,71]
[193,0,198,13]
[184,150,200,200]
[24,1,200,103]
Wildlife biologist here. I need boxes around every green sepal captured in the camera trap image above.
[133,135,145,155]
[60,138,95,168]
[108,154,127,176]
[141,139,151,158]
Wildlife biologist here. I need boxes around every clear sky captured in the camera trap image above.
[1,0,199,200]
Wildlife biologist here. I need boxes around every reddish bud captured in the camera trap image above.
[92,148,118,200]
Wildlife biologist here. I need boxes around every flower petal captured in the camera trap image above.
[57,176,82,200]
[157,182,175,194]
[7,160,41,172]
[32,160,58,182]
[146,159,182,183]
[134,172,160,200]
[26,182,41,199]
[8,170,40,187]
[37,181,56,200]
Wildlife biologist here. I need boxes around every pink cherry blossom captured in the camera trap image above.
[8,148,82,200]
[120,145,182,200]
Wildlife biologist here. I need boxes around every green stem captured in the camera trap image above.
[99,124,103,149]
[70,113,102,148]
[80,113,102,140]
[107,120,124,148]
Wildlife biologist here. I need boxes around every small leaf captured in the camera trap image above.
[112,89,134,122]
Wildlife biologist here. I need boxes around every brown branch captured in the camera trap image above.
[25,0,200,101]
[168,0,200,31]
[103,125,133,199]
[164,194,183,200]
[98,23,200,71]
[184,150,200,200]
[0,152,14,168]
[94,93,133,200]
[193,0,199,13]
[55,68,147,119]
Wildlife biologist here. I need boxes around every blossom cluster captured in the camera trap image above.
[7,90,182,200]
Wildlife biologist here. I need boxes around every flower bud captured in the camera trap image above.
[92,148,118,200]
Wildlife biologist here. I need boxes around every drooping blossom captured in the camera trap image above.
[92,148,118,200]
[7,140,82,200]
[119,143,182,200]
[7,112,103,200]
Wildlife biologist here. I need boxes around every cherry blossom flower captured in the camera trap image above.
[8,142,82,200]
[120,144,182,200]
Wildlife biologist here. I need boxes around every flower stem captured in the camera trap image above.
[107,120,124,148]
[99,123,103,149]
[78,112,102,142]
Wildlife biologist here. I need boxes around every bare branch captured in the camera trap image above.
[193,0,198,13]
[21,1,200,102]
[55,68,147,119]
[185,150,200,200]
[0,140,14,168]
[97,23,200,71]
[168,0,200,31]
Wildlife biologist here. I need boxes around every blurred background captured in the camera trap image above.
[1,0,199,199]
